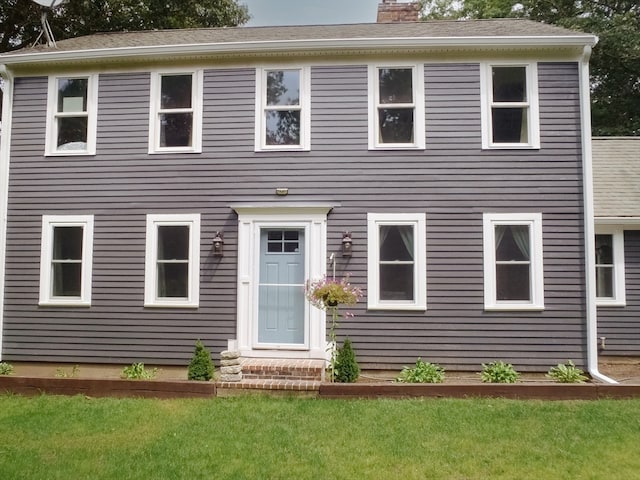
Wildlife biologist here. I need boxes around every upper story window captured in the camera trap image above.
[149,71,203,154]
[144,214,200,308]
[255,67,310,151]
[483,213,544,310]
[595,229,626,306]
[367,213,427,310]
[46,75,98,155]
[39,215,94,306]
[481,63,540,149]
[368,64,425,150]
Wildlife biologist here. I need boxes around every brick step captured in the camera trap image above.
[240,358,325,382]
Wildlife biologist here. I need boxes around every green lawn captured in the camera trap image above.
[0,394,638,479]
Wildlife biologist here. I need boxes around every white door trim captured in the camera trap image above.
[232,205,331,359]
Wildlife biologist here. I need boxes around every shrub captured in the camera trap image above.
[121,362,158,380]
[0,362,14,375]
[188,340,214,381]
[480,361,520,383]
[546,360,588,383]
[333,338,360,383]
[55,365,79,378]
[396,358,445,383]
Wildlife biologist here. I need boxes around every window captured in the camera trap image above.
[149,71,203,153]
[46,75,98,155]
[255,67,310,151]
[39,215,94,306]
[368,64,425,149]
[367,213,426,310]
[483,213,544,310]
[481,63,539,149]
[144,214,200,307]
[595,229,626,306]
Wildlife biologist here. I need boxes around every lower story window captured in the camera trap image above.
[145,214,200,307]
[39,215,94,306]
[483,213,544,310]
[595,228,626,306]
[367,213,426,310]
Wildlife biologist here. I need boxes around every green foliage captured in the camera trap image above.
[396,358,445,383]
[121,363,158,380]
[333,338,360,383]
[547,360,588,383]
[187,340,214,381]
[480,361,520,383]
[0,362,13,375]
[55,365,79,378]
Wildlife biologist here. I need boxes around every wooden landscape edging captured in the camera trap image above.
[0,376,216,399]
[318,382,640,400]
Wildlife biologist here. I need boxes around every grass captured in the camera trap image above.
[0,395,639,479]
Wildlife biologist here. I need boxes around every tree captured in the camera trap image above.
[420,0,640,136]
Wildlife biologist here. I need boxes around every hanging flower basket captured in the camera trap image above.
[305,275,362,310]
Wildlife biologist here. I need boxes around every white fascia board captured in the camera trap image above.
[0,35,598,66]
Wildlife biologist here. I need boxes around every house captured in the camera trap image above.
[0,17,612,378]
[593,137,640,359]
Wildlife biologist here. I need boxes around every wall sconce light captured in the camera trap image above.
[342,231,353,257]
[212,231,224,257]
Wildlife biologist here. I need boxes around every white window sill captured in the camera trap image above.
[484,304,545,312]
[255,146,310,152]
[148,148,201,155]
[144,301,199,309]
[368,304,426,311]
[39,300,91,307]
[483,144,540,150]
[369,144,425,151]
[596,299,626,307]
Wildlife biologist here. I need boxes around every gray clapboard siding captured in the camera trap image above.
[597,231,640,355]
[2,61,589,370]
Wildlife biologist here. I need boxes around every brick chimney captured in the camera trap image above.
[376,0,421,23]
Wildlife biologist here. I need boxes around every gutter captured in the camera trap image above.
[0,64,13,360]
[579,45,617,384]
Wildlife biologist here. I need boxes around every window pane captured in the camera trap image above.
[157,263,188,297]
[57,78,88,112]
[496,264,530,301]
[266,70,300,106]
[379,108,414,143]
[595,234,613,265]
[380,264,414,300]
[496,225,529,261]
[160,112,193,147]
[157,226,189,260]
[53,226,83,260]
[492,107,528,143]
[265,110,300,145]
[596,266,614,298]
[161,75,192,109]
[380,225,414,261]
[378,68,413,104]
[492,67,526,102]
[52,263,82,297]
[57,116,88,149]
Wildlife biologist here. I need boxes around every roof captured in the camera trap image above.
[0,19,597,68]
[593,137,640,219]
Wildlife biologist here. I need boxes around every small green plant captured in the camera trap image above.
[396,358,445,383]
[121,362,158,380]
[55,365,79,378]
[188,340,214,381]
[480,361,520,383]
[546,360,588,383]
[333,338,360,383]
[0,362,14,375]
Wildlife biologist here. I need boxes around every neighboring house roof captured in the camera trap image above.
[0,19,596,68]
[593,137,640,219]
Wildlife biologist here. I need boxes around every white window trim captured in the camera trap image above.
[483,213,544,311]
[254,66,311,151]
[480,62,540,150]
[367,213,426,310]
[368,64,425,150]
[595,227,626,307]
[149,70,203,154]
[39,215,94,306]
[45,74,98,156]
[144,213,200,308]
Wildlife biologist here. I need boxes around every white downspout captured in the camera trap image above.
[579,45,617,383]
[0,64,14,361]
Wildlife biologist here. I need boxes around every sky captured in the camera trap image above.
[240,0,381,27]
